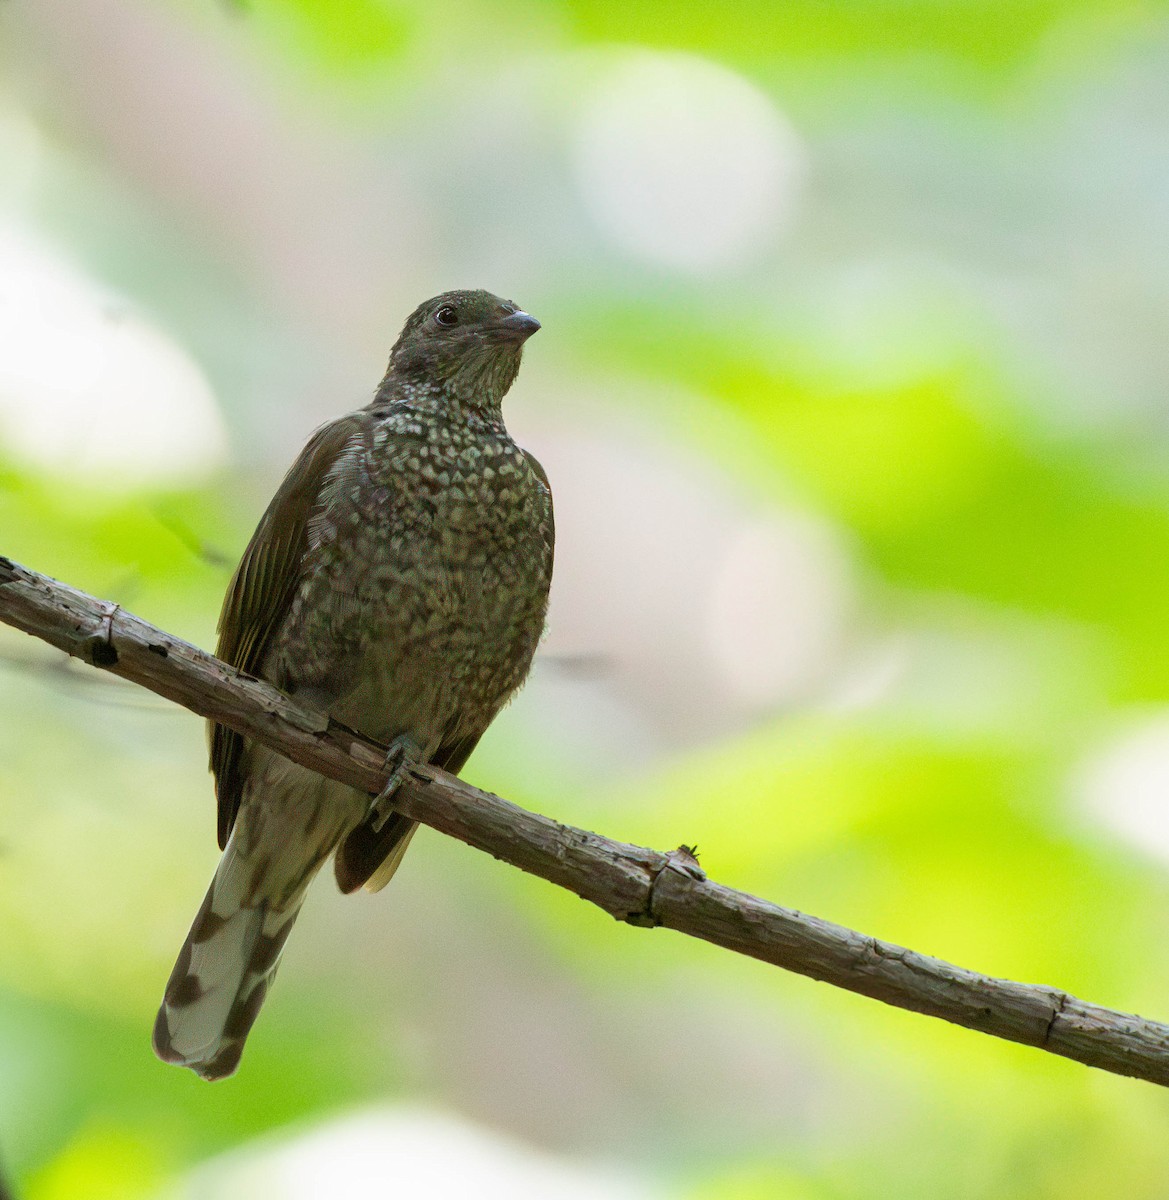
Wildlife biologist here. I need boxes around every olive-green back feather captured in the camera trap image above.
[210,415,362,848]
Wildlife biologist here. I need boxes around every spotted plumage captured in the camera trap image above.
[153,291,552,1080]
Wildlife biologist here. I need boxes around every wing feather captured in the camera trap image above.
[210,415,365,848]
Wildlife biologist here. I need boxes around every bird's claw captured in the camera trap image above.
[369,735,423,833]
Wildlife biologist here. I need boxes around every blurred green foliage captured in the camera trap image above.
[4,0,1169,1197]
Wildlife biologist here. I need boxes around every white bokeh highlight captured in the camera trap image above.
[572,51,804,272]
[708,516,852,707]
[175,1107,660,1200]
[521,407,854,756]
[1075,712,1169,862]
[0,224,227,483]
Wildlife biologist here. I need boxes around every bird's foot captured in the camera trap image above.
[369,735,424,833]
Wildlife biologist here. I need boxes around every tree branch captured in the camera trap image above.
[2,554,1168,1086]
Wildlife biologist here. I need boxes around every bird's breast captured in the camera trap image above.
[276,421,551,737]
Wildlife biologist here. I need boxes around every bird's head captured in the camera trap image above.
[386,289,540,409]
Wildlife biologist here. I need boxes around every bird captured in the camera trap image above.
[153,289,553,1080]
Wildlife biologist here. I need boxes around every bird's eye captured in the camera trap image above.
[435,305,458,327]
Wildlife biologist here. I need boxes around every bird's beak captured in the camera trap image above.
[495,310,541,341]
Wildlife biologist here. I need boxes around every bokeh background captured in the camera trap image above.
[3,0,1169,1195]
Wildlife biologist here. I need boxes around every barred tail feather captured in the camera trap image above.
[153,843,303,1081]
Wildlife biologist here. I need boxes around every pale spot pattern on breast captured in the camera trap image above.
[273,392,553,758]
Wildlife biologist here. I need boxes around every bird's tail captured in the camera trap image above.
[152,839,304,1081]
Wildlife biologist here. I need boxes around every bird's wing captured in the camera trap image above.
[210,414,364,849]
